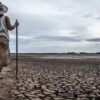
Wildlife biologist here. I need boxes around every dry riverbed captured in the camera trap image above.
[0,54,100,100]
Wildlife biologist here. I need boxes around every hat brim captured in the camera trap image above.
[0,4,8,14]
[3,4,8,13]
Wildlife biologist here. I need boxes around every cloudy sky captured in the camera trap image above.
[2,0,100,53]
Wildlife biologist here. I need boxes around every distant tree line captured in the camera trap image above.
[67,52,100,54]
[11,52,100,55]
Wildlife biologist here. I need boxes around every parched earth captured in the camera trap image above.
[0,54,100,100]
[0,62,15,100]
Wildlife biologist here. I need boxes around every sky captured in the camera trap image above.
[2,0,100,53]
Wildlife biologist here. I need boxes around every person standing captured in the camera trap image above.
[0,2,19,79]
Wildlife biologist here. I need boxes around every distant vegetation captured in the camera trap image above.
[11,52,100,55]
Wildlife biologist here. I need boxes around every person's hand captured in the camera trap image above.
[15,20,19,27]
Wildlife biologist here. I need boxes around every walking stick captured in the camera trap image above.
[16,20,18,80]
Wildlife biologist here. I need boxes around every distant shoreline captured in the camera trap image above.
[10,53,100,55]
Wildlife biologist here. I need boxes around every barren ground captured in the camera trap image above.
[0,54,100,100]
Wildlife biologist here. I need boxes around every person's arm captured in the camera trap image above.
[5,16,19,31]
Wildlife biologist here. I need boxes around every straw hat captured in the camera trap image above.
[0,2,8,14]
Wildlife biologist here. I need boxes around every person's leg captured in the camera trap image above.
[0,45,3,73]
[0,65,3,73]
[0,37,5,79]
[0,65,3,79]
[2,37,11,66]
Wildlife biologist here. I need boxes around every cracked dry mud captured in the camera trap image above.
[0,54,100,100]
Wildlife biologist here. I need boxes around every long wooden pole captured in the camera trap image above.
[16,20,18,80]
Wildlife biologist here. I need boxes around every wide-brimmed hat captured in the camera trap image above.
[0,2,8,14]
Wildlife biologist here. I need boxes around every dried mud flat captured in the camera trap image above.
[0,54,100,100]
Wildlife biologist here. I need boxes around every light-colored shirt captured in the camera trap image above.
[0,15,9,41]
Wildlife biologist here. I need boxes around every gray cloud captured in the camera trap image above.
[95,16,100,20]
[87,38,100,42]
[35,35,81,42]
[83,13,94,18]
